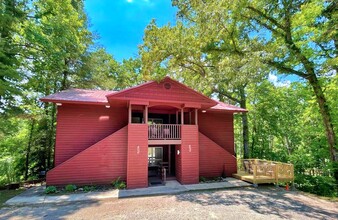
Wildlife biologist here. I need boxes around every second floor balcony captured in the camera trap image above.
[148,124,181,140]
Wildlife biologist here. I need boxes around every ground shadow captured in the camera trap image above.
[174,186,338,219]
[0,200,101,220]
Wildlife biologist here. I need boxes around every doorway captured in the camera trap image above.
[147,145,176,186]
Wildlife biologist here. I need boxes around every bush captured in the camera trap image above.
[65,184,77,192]
[83,185,96,192]
[45,186,57,194]
[199,176,207,182]
[111,177,126,189]
[295,174,337,197]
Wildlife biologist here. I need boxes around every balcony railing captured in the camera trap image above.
[148,124,181,140]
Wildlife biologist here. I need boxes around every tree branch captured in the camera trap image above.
[247,6,285,31]
[265,60,308,78]
[214,88,240,103]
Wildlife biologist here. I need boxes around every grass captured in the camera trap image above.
[0,189,25,207]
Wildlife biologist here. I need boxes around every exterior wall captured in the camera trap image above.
[55,104,128,166]
[175,145,182,182]
[113,78,215,105]
[177,125,199,184]
[198,112,235,155]
[47,126,128,186]
[127,124,148,189]
[199,132,237,177]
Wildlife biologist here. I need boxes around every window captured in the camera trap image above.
[148,147,163,166]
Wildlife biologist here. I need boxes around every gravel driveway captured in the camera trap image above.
[0,186,337,220]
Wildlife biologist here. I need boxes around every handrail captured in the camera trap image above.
[238,158,294,185]
[148,124,181,140]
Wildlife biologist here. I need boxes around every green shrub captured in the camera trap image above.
[199,176,207,182]
[111,177,126,189]
[295,174,337,197]
[65,184,77,192]
[45,186,57,194]
[83,185,96,192]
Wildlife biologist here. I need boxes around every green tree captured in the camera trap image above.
[0,0,27,112]
[172,0,337,171]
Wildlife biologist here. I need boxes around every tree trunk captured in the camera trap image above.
[239,87,249,159]
[24,119,35,180]
[308,74,337,163]
[47,104,56,169]
[308,73,337,182]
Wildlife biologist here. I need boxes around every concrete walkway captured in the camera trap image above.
[5,177,251,206]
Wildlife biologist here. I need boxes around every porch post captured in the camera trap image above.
[168,145,171,175]
[181,108,184,125]
[176,111,178,124]
[195,108,198,125]
[128,103,132,124]
[144,105,148,124]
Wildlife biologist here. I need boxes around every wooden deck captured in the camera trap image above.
[233,159,294,185]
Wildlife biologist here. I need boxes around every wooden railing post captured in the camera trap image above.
[276,163,279,186]
[253,164,257,187]
[162,167,166,185]
[148,124,181,140]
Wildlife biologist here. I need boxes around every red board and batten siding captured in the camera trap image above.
[198,112,237,176]
[127,124,148,189]
[177,125,199,184]
[55,104,128,166]
[198,112,235,155]
[47,126,128,186]
[199,132,237,177]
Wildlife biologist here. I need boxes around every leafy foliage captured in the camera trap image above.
[45,186,57,194]
[111,177,126,189]
[65,184,77,192]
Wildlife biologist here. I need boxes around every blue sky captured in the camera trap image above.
[84,0,177,61]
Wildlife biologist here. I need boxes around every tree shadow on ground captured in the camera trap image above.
[174,186,338,219]
[0,200,101,220]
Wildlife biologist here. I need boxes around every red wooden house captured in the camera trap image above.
[41,77,246,189]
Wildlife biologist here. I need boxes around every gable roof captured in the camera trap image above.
[106,77,218,108]
[40,89,114,105]
[210,101,247,112]
[40,77,247,113]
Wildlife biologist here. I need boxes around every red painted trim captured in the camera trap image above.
[148,102,182,109]
[184,103,201,108]
[108,97,204,106]
[130,100,149,105]
[205,109,248,113]
[40,98,108,105]
[106,80,155,98]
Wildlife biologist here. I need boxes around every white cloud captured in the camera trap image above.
[268,74,278,83]
[268,73,290,87]
[126,0,152,4]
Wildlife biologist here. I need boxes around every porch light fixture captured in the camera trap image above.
[202,110,206,113]
[137,146,140,154]
[177,150,180,155]
[56,103,62,106]
[105,105,110,108]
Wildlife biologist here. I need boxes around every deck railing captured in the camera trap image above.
[148,124,181,140]
[237,159,294,185]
